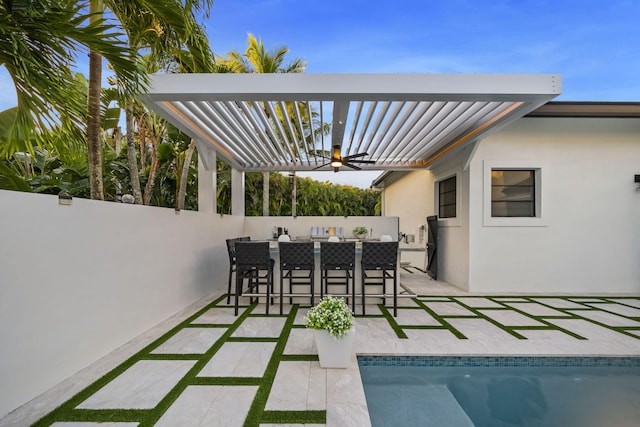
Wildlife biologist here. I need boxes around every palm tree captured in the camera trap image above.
[86,0,214,200]
[0,0,141,159]
[222,33,307,216]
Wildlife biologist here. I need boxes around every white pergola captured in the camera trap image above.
[141,73,561,173]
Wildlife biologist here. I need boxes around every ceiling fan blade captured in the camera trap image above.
[344,163,362,171]
[312,162,331,170]
[343,152,369,160]
[348,159,376,164]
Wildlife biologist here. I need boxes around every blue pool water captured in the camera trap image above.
[358,356,640,427]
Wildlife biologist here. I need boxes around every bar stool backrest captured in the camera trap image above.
[320,242,356,268]
[279,241,315,270]
[235,241,271,270]
[362,241,399,269]
[226,236,251,264]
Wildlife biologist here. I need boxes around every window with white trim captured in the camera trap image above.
[491,169,535,217]
[438,175,456,218]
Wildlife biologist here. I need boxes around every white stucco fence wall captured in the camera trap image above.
[0,190,242,418]
[468,117,640,293]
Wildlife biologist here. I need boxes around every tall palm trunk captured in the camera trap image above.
[143,139,159,205]
[125,102,143,203]
[87,0,104,200]
[262,172,269,216]
[177,140,196,210]
[291,171,297,217]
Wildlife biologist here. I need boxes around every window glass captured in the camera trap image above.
[438,176,456,219]
[491,170,535,217]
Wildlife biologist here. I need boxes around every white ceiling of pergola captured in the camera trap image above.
[141,73,561,172]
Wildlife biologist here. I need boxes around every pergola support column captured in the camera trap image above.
[231,168,245,216]
[197,146,216,213]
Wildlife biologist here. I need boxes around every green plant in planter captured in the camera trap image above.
[353,226,368,238]
[304,296,354,339]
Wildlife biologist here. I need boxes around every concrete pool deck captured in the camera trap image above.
[3,272,640,426]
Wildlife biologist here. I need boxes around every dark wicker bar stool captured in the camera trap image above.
[279,241,315,314]
[234,241,274,315]
[320,241,356,312]
[361,241,399,316]
[225,236,250,304]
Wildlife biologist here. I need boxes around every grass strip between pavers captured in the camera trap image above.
[261,410,326,424]
[378,304,408,339]
[281,354,320,362]
[523,297,640,340]
[414,299,468,339]
[51,408,150,423]
[241,304,327,426]
[451,299,527,340]
[136,303,258,427]
[31,294,230,426]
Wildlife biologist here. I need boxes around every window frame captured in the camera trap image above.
[483,160,546,227]
[438,175,457,219]
[490,169,536,218]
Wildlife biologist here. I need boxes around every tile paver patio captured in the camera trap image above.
[3,273,640,427]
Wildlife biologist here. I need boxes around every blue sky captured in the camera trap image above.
[204,0,639,186]
[1,0,638,188]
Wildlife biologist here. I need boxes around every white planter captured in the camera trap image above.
[314,327,355,368]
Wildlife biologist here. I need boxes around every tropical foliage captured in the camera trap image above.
[216,166,380,216]
[0,5,380,215]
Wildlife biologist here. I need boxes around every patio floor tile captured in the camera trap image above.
[192,307,245,324]
[283,328,315,355]
[198,342,276,377]
[585,303,640,317]
[266,361,326,411]
[231,317,286,338]
[503,302,570,317]
[454,297,504,308]
[569,310,640,327]
[477,309,544,327]
[150,327,226,354]
[77,360,195,409]
[609,299,640,308]
[421,301,475,316]
[154,385,257,427]
[447,318,521,340]
[531,298,587,309]
[394,308,441,326]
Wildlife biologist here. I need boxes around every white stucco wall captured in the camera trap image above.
[430,155,472,291]
[377,171,433,268]
[0,190,243,418]
[467,117,640,293]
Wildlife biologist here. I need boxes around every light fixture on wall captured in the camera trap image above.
[635,174,640,191]
[58,194,72,205]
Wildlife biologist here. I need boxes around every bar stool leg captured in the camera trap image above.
[234,271,241,316]
[393,271,397,317]
[361,271,366,316]
[280,270,284,315]
[310,270,314,306]
[351,268,356,314]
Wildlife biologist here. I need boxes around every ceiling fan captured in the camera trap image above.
[313,145,375,172]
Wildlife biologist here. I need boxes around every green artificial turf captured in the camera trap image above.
[31,293,640,426]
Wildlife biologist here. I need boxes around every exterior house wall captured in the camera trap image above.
[378,171,433,267]
[467,117,640,293]
[0,190,243,418]
[429,152,473,291]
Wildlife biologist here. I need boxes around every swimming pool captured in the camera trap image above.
[358,356,640,427]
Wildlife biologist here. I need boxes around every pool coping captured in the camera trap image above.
[357,354,640,367]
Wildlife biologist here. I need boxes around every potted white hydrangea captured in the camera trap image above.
[304,296,355,368]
